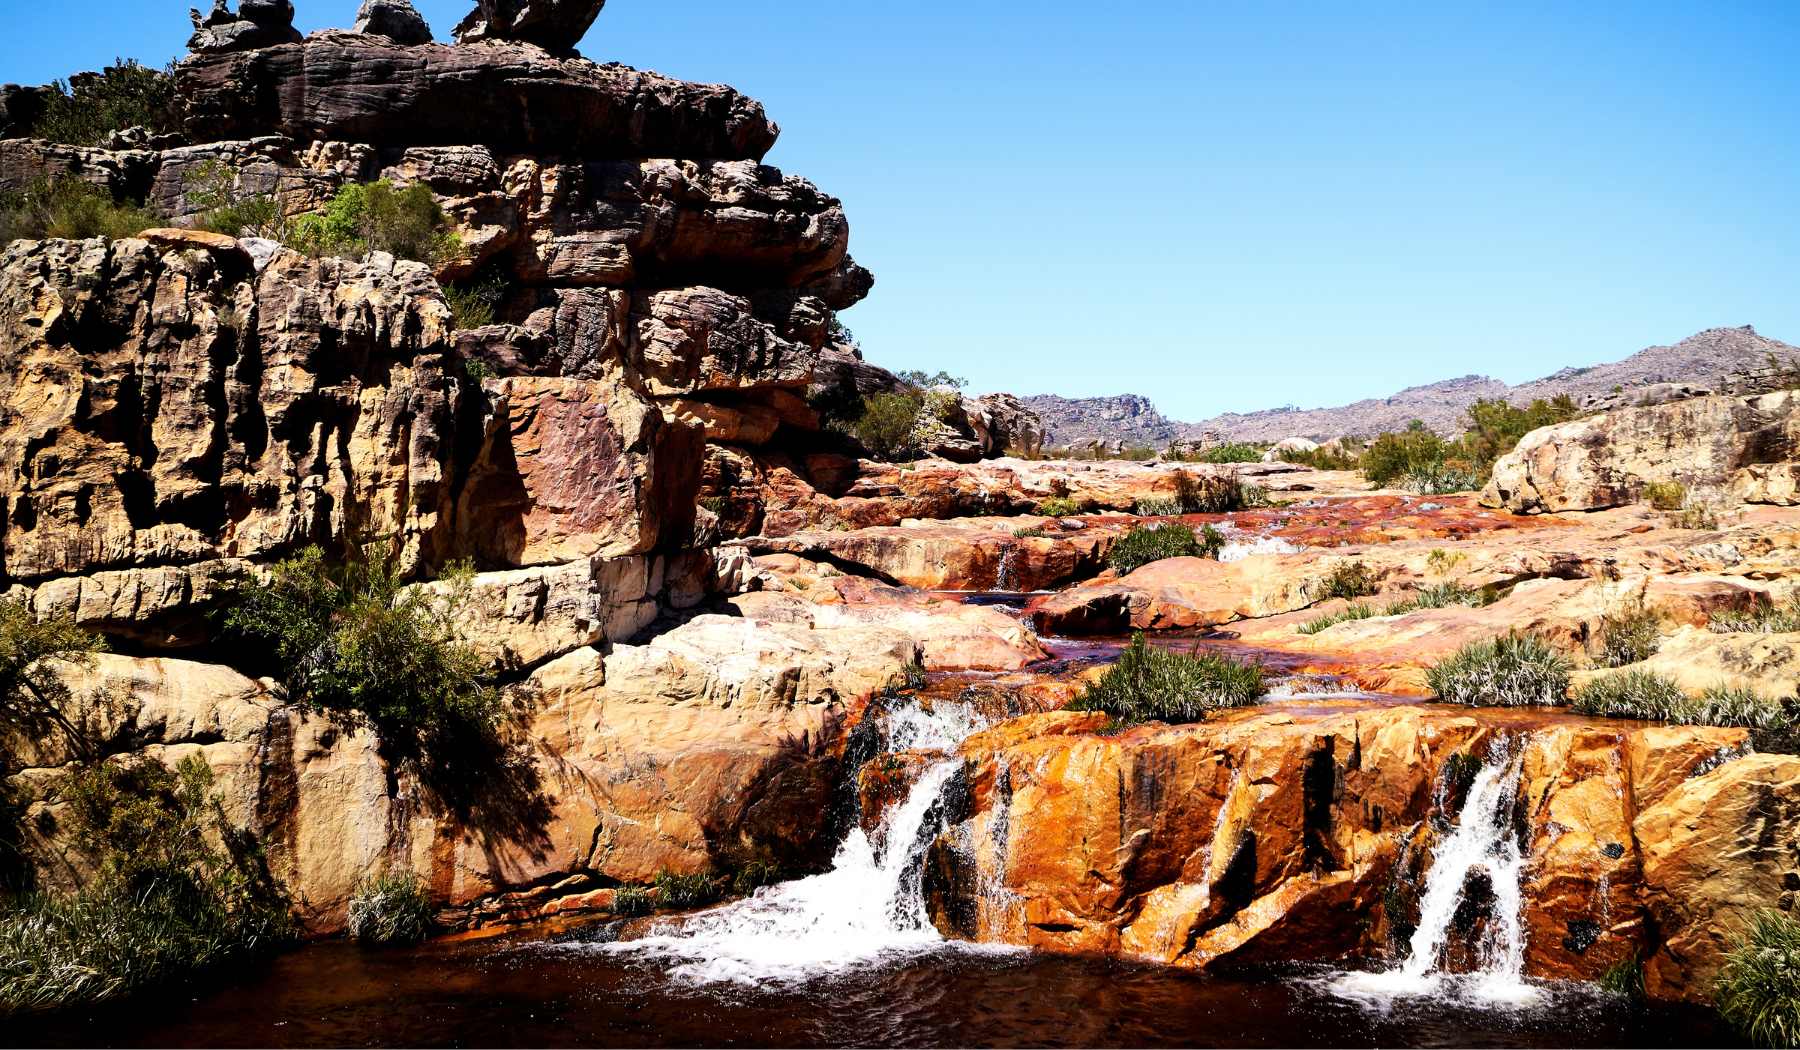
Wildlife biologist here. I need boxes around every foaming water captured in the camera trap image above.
[1327,739,1545,1011]
[1219,534,1307,562]
[1265,674,1361,698]
[587,702,1002,986]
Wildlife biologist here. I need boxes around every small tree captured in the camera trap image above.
[0,601,106,764]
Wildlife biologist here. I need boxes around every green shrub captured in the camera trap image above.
[895,370,966,392]
[28,61,181,147]
[1688,685,1792,731]
[1454,396,1580,481]
[443,284,496,330]
[0,599,107,763]
[0,177,161,244]
[1710,600,1800,635]
[652,868,722,910]
[612,884,653,916]
[182,160,287,240]
[1426,634,1572,707]
[1668,503,1721,530]
[1362,427,1451,489]
[1715,909,1800,1047]
[347,872,433,946]
[1199,443,1261,464]
[1135,497,1182,517]
[0,754,292,1016]
[1109,523,1222,576]
[1643,482,1687,512]
[1602,606,1662,667]
[220,545,499,734]
[1317,562,1379,601]
[1384,581,1486,616]
[1036,496,1081,518]
[1069,634,1264,725]
[851,392,921,462]
[1013,526,1047,539]
[1571,670,1690,720]
[1397,464,1481,496]
[1281,446,1360,471]
[289,180,461,266]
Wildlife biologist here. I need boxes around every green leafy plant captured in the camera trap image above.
[1362,428,1452,489]
[0,599,107,762]
[183,160,287,240]
[851,392,922,462]
[1453,396,1580,480]
[896,370,967,392]
[0,176,161,244]
[219,544,498,734]
[1,754,292,1016]
[1426,634,1572,707]
[612,884,653,917]
[1035,497,1081,518]
[1715,909,1800,1047]
[1135,497,1182,517]
[1317,562,1379,601]
[28,60,181,147]
[1199,443,1261,464]
[347,872,433,946]
[1068,634,1264,726]
[1281,446,1361,471]
[1013,526,1048,539]
[1108,523,1221,576]
[1598,947,1645,997]
[652,868,723,910]
[1643,482,1687,512]
[289,180,461,265]
[731,860,783,897]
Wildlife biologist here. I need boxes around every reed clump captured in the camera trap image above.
[1426,634,1572,707]
[1068,634,1264,726]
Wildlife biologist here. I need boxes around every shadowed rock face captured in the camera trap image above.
[454,0,606,52]
[354,0,434,45]
[178,33,780,161]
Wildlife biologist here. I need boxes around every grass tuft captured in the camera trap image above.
[1716,910,1800,1048]
[1296,601,1382,635]
[652,868,723,910]
[1318,562,1379,601]
[1109,524,1223,576]
[347,872,433,946]
[1426,634,1572,707]
[1035,497,1081,518]
[1710,600,1800,636]
[1068,634,1264,726]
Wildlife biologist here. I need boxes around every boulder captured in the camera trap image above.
[0,138,159,202]
[453,0,605,52]
[803,255,875,311]
[180,33,779,162]
[963,392,1045,459]
[187,0,303,54]
[1483,392,1800,514]
[353,0,434,44]
[1636,754,1800,1002]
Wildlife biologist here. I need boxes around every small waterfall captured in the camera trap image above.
[994,542,1020,592]
[588,700,995,985]
[1329,739,1545,1009]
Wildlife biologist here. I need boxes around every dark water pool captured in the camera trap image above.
[8,924,1739,1049]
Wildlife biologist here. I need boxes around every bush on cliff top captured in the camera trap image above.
[220,544,499,735]
[0,177,162,244]
[1108,523,1223,576]
[1070,634,1265,726]
[0,754,291,1016]
[1426,634,1571,707]
[1716,909,1800,1048]
[28,60,182,147]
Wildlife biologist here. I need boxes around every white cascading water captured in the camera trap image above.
[1329,739,1545,1010]
[590,700,999,986]
[1217,533,1306,562]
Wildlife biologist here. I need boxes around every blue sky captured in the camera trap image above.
[4,1,1797,422]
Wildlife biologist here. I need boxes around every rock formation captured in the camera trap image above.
[454,0,606,52]
[188,0,305,55]
[353,0,433,44]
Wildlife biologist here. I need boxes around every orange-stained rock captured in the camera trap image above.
[1636,753,1800,1003]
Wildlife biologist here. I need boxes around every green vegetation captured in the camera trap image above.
[1108,523,1223,576]
[0,599,108,761]
[1135,497,1182,517]
[1574,670,1792,731]
[346,872,433,946]
[1715,909,1800,1048]
[181,161,286,240]
[0,177,161,244]
[612,884,653,916]
[1361,397,1580,492]
[1068,634,1265,726]
[1012,526,1048,539]
[1426,634,1572,707]
[1296,601,1382,635]
[730,860,783,897]
[652,868,724,910]
[1668,502,1721,530]
[1455,396,1580,477]
[27,61,181,147]
[896,370,966,391]
[1318,562,1379,601]
[1643,482,1687,512]
[1602,605,1662,667]
[851,392,922,462]
[1710,599,1800,635]
[1198,443,1262,464]
[1598,948,1646,997]
[1296,579,1486,635]
[1,755,291,1016]
[220,544,499,735]
[1036,496,1082,518]
[289,180,462,266]
[1361,427,1453,490]
[1281,445,1362,471]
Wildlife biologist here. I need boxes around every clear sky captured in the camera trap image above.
[4,1,1797,422]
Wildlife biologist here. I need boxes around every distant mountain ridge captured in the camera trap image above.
[1022,326,1797,448]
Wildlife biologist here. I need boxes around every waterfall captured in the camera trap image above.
[995,542,1020,592]
[586,701,997,986]
[1328,739,1545,1009]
